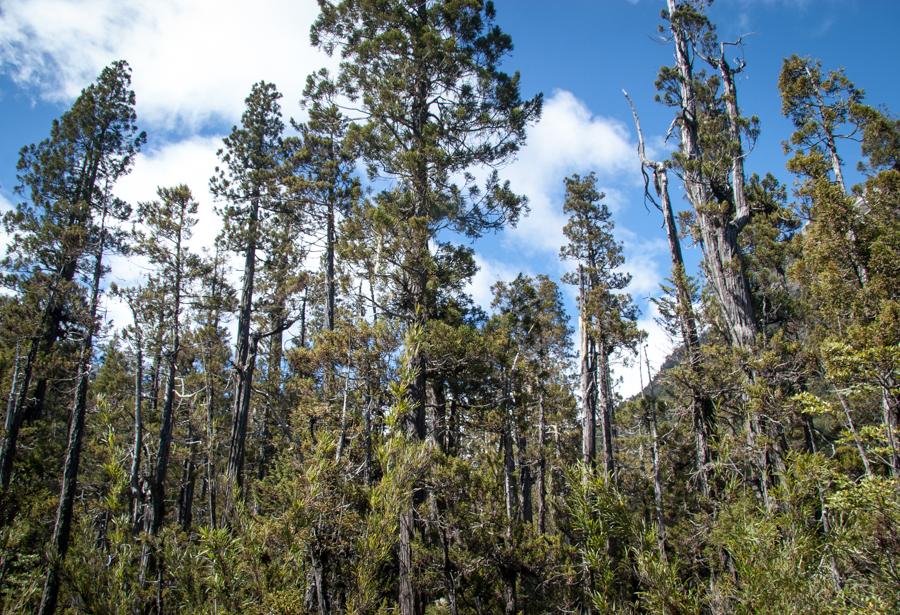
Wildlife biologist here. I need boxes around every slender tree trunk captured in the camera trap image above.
[326,194,336,333]
[641,348,666,561]
[335,363,352,461]
[666,0,757,350]
[130,341,143,531]
[177,420,197,531]
[148,215,186,535]
[203,265,224,529]
[226,193,260,506]
[579,282,596,467]
[38,203,108,615]
[883,388,900,478]
[834,391,871,477]
[536,385,547,534]
[518,430,532,525]
[0,340,31,491]
[596,342,615,480]
[205,372,218,528]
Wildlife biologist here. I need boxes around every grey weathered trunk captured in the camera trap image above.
[596,340,616,480]
[579,279,596,468]
[335,363,352,461]
[666,0,757,350]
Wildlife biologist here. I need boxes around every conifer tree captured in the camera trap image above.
[658,0,757,350]
[39,146,137,615]
[561,172,637,480]
[211,81,291,511]
[0,60,145,491]
[132,186,200,535]
[312,2,541,609]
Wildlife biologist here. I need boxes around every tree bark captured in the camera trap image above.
[666,0,757,350]
[130,339,143,531]
[39,202,108,615]
[579,278,596,468]
[226,192,260,508]
[596,340,616,480]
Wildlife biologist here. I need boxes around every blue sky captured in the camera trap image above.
[0,0,897,395]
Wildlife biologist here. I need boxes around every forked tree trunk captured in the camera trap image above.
[666,0,757,350]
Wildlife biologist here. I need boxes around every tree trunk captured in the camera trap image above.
[226,193,260,507]
[835,391,872,477]
[311,548,330,615]
[177,420,197,531]
[517,431,532,525]
[666,0,757,350]
[0,339,33,491]
[130,341,143,531]
[326,194,336,333]
[536,386,547,534]
[398,505,418,615]
[579,289,596,467]
[39,203,108,615]
[335,363,352,461]
[596,342,615,480]
[148,213,186,535]
[883,387,900,478]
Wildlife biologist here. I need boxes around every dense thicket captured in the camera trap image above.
[1,1,897,613]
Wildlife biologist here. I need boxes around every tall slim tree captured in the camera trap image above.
[625,90,715,497]
[0,60,145,491]
[133,186,200,535]
[312,2,540,610]
[39,163,137,615]
[658,0,757,349]
[561,173,637,481]
[211,82,290,512]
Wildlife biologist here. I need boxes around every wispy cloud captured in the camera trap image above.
[0,0,335,130]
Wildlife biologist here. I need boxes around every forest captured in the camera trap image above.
[0,0,898,613]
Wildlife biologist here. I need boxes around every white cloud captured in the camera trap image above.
[467,254,527,311]
[503,89,638,255]
[0,0,334,129]
[114,134,224,264]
